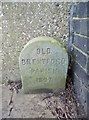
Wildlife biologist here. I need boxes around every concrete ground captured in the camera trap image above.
[2,85,55,118]
[1,83,85,119]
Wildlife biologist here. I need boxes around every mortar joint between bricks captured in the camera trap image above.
[72,17,89,20]
[72,44,88,57]
[74,32,89,39]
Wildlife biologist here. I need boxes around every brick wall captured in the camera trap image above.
[69,2,89,117]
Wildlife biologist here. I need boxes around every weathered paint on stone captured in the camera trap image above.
[19,36,68,94]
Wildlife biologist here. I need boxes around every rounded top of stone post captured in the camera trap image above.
[20,36,67,56]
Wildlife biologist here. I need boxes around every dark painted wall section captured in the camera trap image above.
[69,2,89,118]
